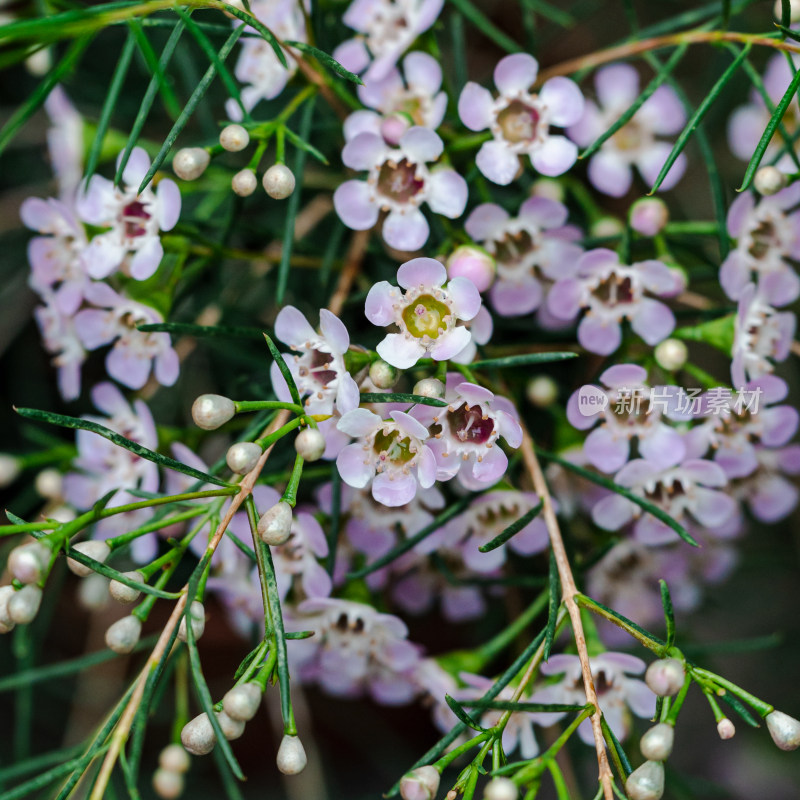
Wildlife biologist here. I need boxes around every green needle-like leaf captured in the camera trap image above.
[543,550,560,661]
[263,332,303,407]
[128,18,181,119]
[445,695,486,732]
[284,125,329,164]
[359,392,448,407]
[478,501,543,552]
[660,579,676,649]
[137,321,264,339]
[222,2,287,68]
[471,352,577,369]
[283,40,363,84]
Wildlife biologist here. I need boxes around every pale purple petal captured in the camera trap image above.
[760,267,800,307]
[417,446,437,488]
[595,63,639,109]
[588,150,633,197]
[465,203,509,240]
[470,445,508,485]
[319,309,350,353]
[476,141,520,185]
[365,281,398,326]
[642,86,686,135]
[156,178,181,230]
[336,373,361,414]
[377,332,427,368]
[530,135,578,177]
[382,208,430,251]
[397,256,446,289]
[547,278,583,319]
[333,38,370,74]
[106,347,151,389]
[429,326,471,361]
[494,53,538,94]
[342,131,387,171]
[692,487,737,528]
[333,180,379,230]
[121,147,151,188]
[760,406,799,446]
[639,425,686,469]
[302,562,333,598]
[584,427,630,473]
[719,251,751,301]
[337,408,381,437]
[275,306,317,346]
[490,276,543,316]
[630,298,675,345]
[372,471,417,506]
[447,276,482,320]
[73,309,116,349]
[539,77,584,127]
[426,169,468,218]
[600,364,647,388]
[337,443,374,488]
[129,237,163,280]
[343,109,382,141]
[403,51,442,94]
[637,143,686,192]
[496,410,523,448]
[400,126,443,162]
[578,315,622,355]
[519,196,569,228]
[625,679,657,718]
[154,347,180,386]
[458,82,495,131]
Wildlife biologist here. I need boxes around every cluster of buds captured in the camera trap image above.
[152,744,190,800]
[0,540,55,632]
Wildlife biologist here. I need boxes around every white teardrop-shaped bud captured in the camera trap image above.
[717,718,736,740]
[219,124,250,152]
[0,454,20,487]
[654,338,688,372]
[630,197,669,237]
[181,713,217,756]
[368,359,399,389]
[178,601,206,643]
[217,710,245,741]
[226,442,262,474]
[159,743,191,773]
[35,468,63,499]
[483,776,519,800]
[257,501,293,545]
[399,765,441,800]
[640,723,674,761]
[8,542,49,584]
[263,164,295,199]
[276,734,307,775]
[625,760,665,800]
[754,165,788,196]
[767,710,800,751]
[0,585,16,633]
[105,614,142,654]
[78,573,110,611]
[645,658,685,697]
[413,378,445,399]
[295,428,325,462]
[232,169,257,197]
[109,571,144,604]
[8,585,43,624]
[525,375,558,409]
[152,768,184,800]
[67,540,111,577]
[173,148,210,181]
[191,394,235,430]
[222,682,262,722]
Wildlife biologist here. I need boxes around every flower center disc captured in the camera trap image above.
[497,100,540,144]
[377,158,424,202]
[402,294,450,338]
[594,272,634,306]
[373,430,415,463]
[122,200,150,238]
[449,405,495,444]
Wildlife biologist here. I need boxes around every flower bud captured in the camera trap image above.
[654,338,688,372]
[216,710,245,741]
[0,454,20,487]
[754,165,787,196]
[8,542,49,584]
[232,169,257,197]
[645,658,685,697]
[630,197,669,237]
[483,776,518,800]
[263,164,296,199]
[531,178,565,202]
[226,442,262,474]
[159,743,191,773]
[369,359,399,389]
[152,768,184,800]
[0,585,16,633]
[105,614,142,654]
[591,217,624,238]
[109,571,144,604]
[446,245,496,293]
[380,113,411,145]
[35,468,63,499]
[9,585,43,625]
[766,709,800,751]
[640,723,674,761]
[276,734,307,775]
[78,573,110,611]
[399,765,441,800]
[222,682,262,722]
[192,394,235,430]
[26,48,52,77]
[525,375,558,408]
[775,0,800,24]
[295,428,326,462]
[178,601,206,643]
[181,713,217,756]
[173,148,210,181]
[219,123,249,152]
[625,760,665,800]
[67,540,111,577]
[717,718,735,740]
[258,501,293,545]
[413,378,445,399]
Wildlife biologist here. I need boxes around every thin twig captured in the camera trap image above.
[328,229,369,316]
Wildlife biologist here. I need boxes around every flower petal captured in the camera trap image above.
[458,82,495,131]
[494,53,538,94]
[426,169,468,218]
[530,135,578,177]
[476,140,520,185]
[333,180,379,230]
[447,276,482,320]
[377,332,427,368]
[382,208,430,251]
[540,77,584,127]
[397,256,446,289]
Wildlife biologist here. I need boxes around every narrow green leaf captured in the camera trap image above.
[359,392,448,407]
[651,44,751,194]
[0,35,92,159]
[233,641,266,681]
[447,0,522,53]
[347,495,473,579]
[15,407,231,488]
[519,0,575,28]
[739,49,800,191]
[543,551,560,661]
[577,594,667,649]
[116,18,186,186]
[459,700,587,713]
[479,501,543,553]
[263,333,303,407]
[137,321,264,339]
[445,695,486,732]
[660,579,676,649]
[283,40,362,84]
[673,313,735,353]
[137,23,246,193]
[471,352,578,369]
[0,744,84,784]
[536,448,699,547]
[581,44,688,161]
[600,715,632,778]
[284,126,329,164]
[128,18,181,119]
[221,3,287,68]
[719,692,761,727]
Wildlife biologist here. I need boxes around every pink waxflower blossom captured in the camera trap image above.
[547,248,685,355]
[465,196,583,317]
[334,127,467,251]
[568,63,687,196]
[365,257,481,368]
[270,305,360,416]
[45,86,84,199]
[719,184,800,306]
[566,364,688,473]
[458,53,584,184]
[333,0,444,84]
[731,444,800,524]
[76,147,180,281]
[592,458,738,545]
[344,51,447,145]
[287,598,422,704]
[336,407,437,506]
[73,282,179,390]
[225,0,308,120]
[531,652,656,745]
[411,375,523,490]
[731,283,795,388]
